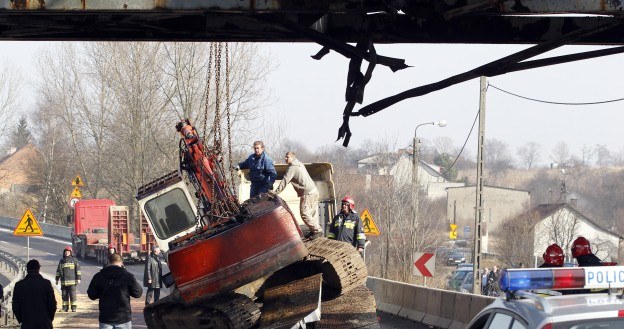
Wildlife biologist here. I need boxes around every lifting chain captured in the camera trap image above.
[202,42,215,142]
[225,43,236,193]
[212,43,223,154]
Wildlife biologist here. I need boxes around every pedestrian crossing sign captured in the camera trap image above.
[361,208,380,236]
[14,209,43,236]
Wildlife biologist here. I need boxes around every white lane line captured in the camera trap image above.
[0,241,8,243]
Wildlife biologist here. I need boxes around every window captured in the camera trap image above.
[487,313,512,329]
[144,188,196,239]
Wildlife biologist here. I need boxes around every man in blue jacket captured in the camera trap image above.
[236,141,277,197]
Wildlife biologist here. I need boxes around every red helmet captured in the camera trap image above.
[108,243,115,249]
[341,196,355,210]
[543,244,564,266]
[64,246,72,253]
[571,236,592,258]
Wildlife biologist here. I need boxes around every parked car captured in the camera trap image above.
[447,267,472,291]
[445,249,466,266]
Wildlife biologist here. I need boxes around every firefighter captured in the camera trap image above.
[327,196,366,254]
[571,236,602,266]
[55,246,81,312]
[539,244,564,268]
[102,243,117,268]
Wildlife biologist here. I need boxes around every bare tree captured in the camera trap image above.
[594,144,611,168]
[0,60,21,146]
[517,141,541,170]
[550,141,570,167]
[492,208,535,268]
[433,136,455,156]
[580,144,594,167]
[485,138,513,174]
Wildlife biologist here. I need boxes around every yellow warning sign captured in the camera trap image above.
[361,208,380,236]
[449,223,457,240]
[70,187,82,198]
[13,209,43,236]
[71,175,84,186]
[449,230,457,240]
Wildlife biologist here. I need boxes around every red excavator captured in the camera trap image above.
[137,119,371,328]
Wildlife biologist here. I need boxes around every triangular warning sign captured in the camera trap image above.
[14,209,43,236]
[361,208,380,236]
[70,187,82,198]
[71,175,84,186]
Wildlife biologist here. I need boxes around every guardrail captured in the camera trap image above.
[0,250,26,327]
[0,216,71,240]
[366,276,496,329]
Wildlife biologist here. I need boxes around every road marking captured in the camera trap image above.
[0,241,8,243]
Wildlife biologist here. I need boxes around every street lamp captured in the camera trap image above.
[411,120,446,284]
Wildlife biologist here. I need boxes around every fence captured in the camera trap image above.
[0,250,26,327]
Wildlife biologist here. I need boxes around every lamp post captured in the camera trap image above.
[411,120,446,283]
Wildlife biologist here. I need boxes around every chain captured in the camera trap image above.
[203,43,215,141]
[225,43,236,196]
[213,43,223,154]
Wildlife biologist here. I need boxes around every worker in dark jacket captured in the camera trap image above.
[12,259,57,329]
[235,141,277,197]
[539,244,564,268]
[102,243,117,268]
[88,253,142,328]
[327,196,366,253]
[143,245,163,305]
[55,246,81,312]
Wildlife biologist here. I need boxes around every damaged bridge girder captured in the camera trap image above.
[0,1,623,43]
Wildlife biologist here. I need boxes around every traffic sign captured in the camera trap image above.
[360,208,380,236]
[71,175,84,186]
[69,198,80,208]
[13,209,43,236]
[449,223,458,240]
[413,252,435,277]
[70,187,82,198]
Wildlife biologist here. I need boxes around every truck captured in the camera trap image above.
[137,120,372,329]
[71,199,152,264]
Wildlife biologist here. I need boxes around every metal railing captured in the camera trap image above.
[0,250,26,327]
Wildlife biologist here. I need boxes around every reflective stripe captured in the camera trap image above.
[357,233,366,240]
[327,233,335,238]
[344,222,355,229]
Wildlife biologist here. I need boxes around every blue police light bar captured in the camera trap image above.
[500,266,624,292]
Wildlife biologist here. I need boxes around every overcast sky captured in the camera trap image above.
[3,41,624,167]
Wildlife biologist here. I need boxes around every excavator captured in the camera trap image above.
[136,119,373,328]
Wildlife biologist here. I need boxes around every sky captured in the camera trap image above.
[3,41,624,167]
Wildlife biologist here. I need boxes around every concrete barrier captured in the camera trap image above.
[0,249,26,326]
[367,276,496,329]
[0,216,71,240]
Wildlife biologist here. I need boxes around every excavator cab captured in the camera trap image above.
[136,171,199,253]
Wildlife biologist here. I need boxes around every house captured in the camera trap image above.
[528,203,622,263]
[357,149,464,198]
[0,143,42,194]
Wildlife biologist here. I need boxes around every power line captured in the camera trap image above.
[440,107,480,178]
[488,83,624,105]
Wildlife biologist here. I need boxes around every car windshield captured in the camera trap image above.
[451,270,470,281]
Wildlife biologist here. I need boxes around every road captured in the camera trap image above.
[0,227,428,328]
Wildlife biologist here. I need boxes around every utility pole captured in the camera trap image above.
[472,76,487,294]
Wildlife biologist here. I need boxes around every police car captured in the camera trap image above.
[465,266,624,329]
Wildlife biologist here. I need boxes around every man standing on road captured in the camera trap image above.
[274,151,323,240]
[143,245,163,305]
[327,196,366,254]
[55,246,81,312]
[12,259,57,329]
[235,141,277,197]
[88,253,142,329]
[102,243,118,268]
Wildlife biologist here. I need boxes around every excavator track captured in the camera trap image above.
[304,237,368,295]
[145,292,260,329]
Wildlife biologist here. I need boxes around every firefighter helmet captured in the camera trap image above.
[64,246,73,253]
[571,236,592,258]
[543,244,564,266]
[108,243,115,249]
[341,196,355,210]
